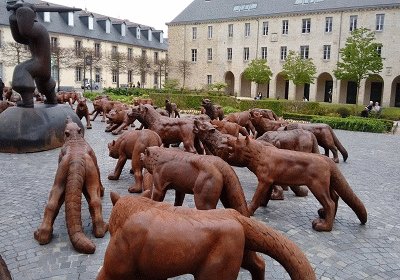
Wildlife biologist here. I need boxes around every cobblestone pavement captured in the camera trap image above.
[1,108,400,280]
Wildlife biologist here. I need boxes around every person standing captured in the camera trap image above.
[0,78,4,101]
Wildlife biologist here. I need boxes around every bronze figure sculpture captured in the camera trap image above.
[96,193,316,280]
[201,98,224,120]
[224,111,257,137]
[108,129,162,193]
[210,119,249,137]
[75,98,92,129]
[0,255,12,280]
[140,146,250,216]
[34,118,107,254]
[165,98,180,118]
[226,136,367,231]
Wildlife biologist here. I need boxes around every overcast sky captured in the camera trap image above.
[48,0,194,36]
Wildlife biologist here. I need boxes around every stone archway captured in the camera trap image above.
[275,72,288,99]
[240,73,251,98]
[365,74,384,105]
[316,72,333,102]
[224,71,235,96]
[391,75,400,107]
[338,80,357,104]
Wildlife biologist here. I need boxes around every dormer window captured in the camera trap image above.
[68,12,74,26]
[160,31,164,44]
[121,23,126,36]
[88,16,94,30]
[136,27,141,39]
[106,19,111,34]
[44,12,50,22]
[148,30,152,41]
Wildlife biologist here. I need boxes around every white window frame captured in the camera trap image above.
[282,20,289,35]
[94,43,101,58]
[208,26,213,39]
[112,69,118,83]
[376,45,382,57]
[75,67,82,81]
[136,27,141,39]
[95,68,101,83]
[302,18,311,34]
[191,49,197,62]
[350,15,357,32]
[376,14,384,31]
[207,75,212,85]
[68,12,74,26]
[122,23,126,37]
[192,27,197,40]
[227,48,233,61]
[228,24,233,37]
[325,17,332,33]
[44,12,50,22]
[262,21,268,36]
[280,46,287,61]
[127,48,133,61]
[245,23,251,37]
[261,47,267,60]
[128,70,133,83]
[88,16,94,30]
[106,19,111,34]
[244,47,250,61]
[207,48,213,61]
[300,45,309,59]
[323,45,331,60]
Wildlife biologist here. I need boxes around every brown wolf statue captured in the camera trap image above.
[165,98,180,118]
[96,193,316,280]
[201,98,224,120]
[282,122,348,163]
[140,146,250,216]
[75,98,92,129]
[224,110,257,136]
[210,119,249,137]
[34,117,108,254]
[226,136,367,231]
[0,255,12,280]
[108,129,162,193]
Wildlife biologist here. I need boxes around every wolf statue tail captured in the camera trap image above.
[237,215,316,280]
[65,157,96,254]
[329,126,348,161]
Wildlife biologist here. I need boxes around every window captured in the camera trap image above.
[50,37,58,50]
[323,45,331,60]
[68,12,74,26]
[325,17,332,33]
[75,40,82,56]
[106,20,111,34]
[192,27,197,40]
[208,26,213,39]
[207,48,213,61]
[207,75,212,85]
[245,23,250,37]
[122,24,126,37]
[75,67,82,81]
[302,18,311,34]
[376,14,385,31]
[136,27,141,39]
[112,70,118,83]
[261,47,267,60]
[95,68,101,83]
[154,52,159,63]
[280,46,287,60]
[127,48,133,61]
[282,20,289,35]
[228,24,234,37]
[44,12,50,22]
[376,45,382,57]
[227,48,233,61]
[128,70,133,83]
[111,45,118,58]
[88,16,94,30]
[191,49,197,62]
[244,47,250,61]
[94,43,101,58]
[262,21,268,35]
[0,30,2,47]
[154,72,159,85]
[300,45,309,59]
[350,15,357,31]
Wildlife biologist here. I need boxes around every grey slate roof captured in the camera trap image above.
[169,0,400,25]
[0,0,167,51]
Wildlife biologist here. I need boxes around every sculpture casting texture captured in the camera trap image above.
[96,193,316,280]
[108,129,162,193]
[250,111,288,136]
[137,104,203,153]
[75,98,92,129]
[105,107,137,135]
[226,136,367,231]
[0,255,12,280]
[224,111,257,136]
[0,101,15,114]
[165,99,180,118]
[210,119,249,137]
[140,146,250,216]
[282,122,348,163]
[34,118,107,253]
[201,98,224,120]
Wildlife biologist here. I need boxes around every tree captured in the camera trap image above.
[131,54,151,87]
[211,82,228,92]
[154,57,170,89]
[0,42,30,66]
[50,45,75,92]
[334,27,383,103]
[243,59,273,91]
[282,50,317,86]
[176,60,191,89]
[104,50,128,88]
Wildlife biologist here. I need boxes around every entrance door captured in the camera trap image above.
[324,80,333,102]
[284,80,289,99]
[395,83,400,107]
[370,82,383,104]
[346,81,357,104]
[303,84,310,100]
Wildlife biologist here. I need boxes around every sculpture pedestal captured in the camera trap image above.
[0,104,84,153]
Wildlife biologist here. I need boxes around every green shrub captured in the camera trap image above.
[223,106,241,114]
[336,107,351,118]
[311,116,392,133]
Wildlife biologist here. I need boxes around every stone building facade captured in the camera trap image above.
[0,0,168,91]
[168,0,400,107]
